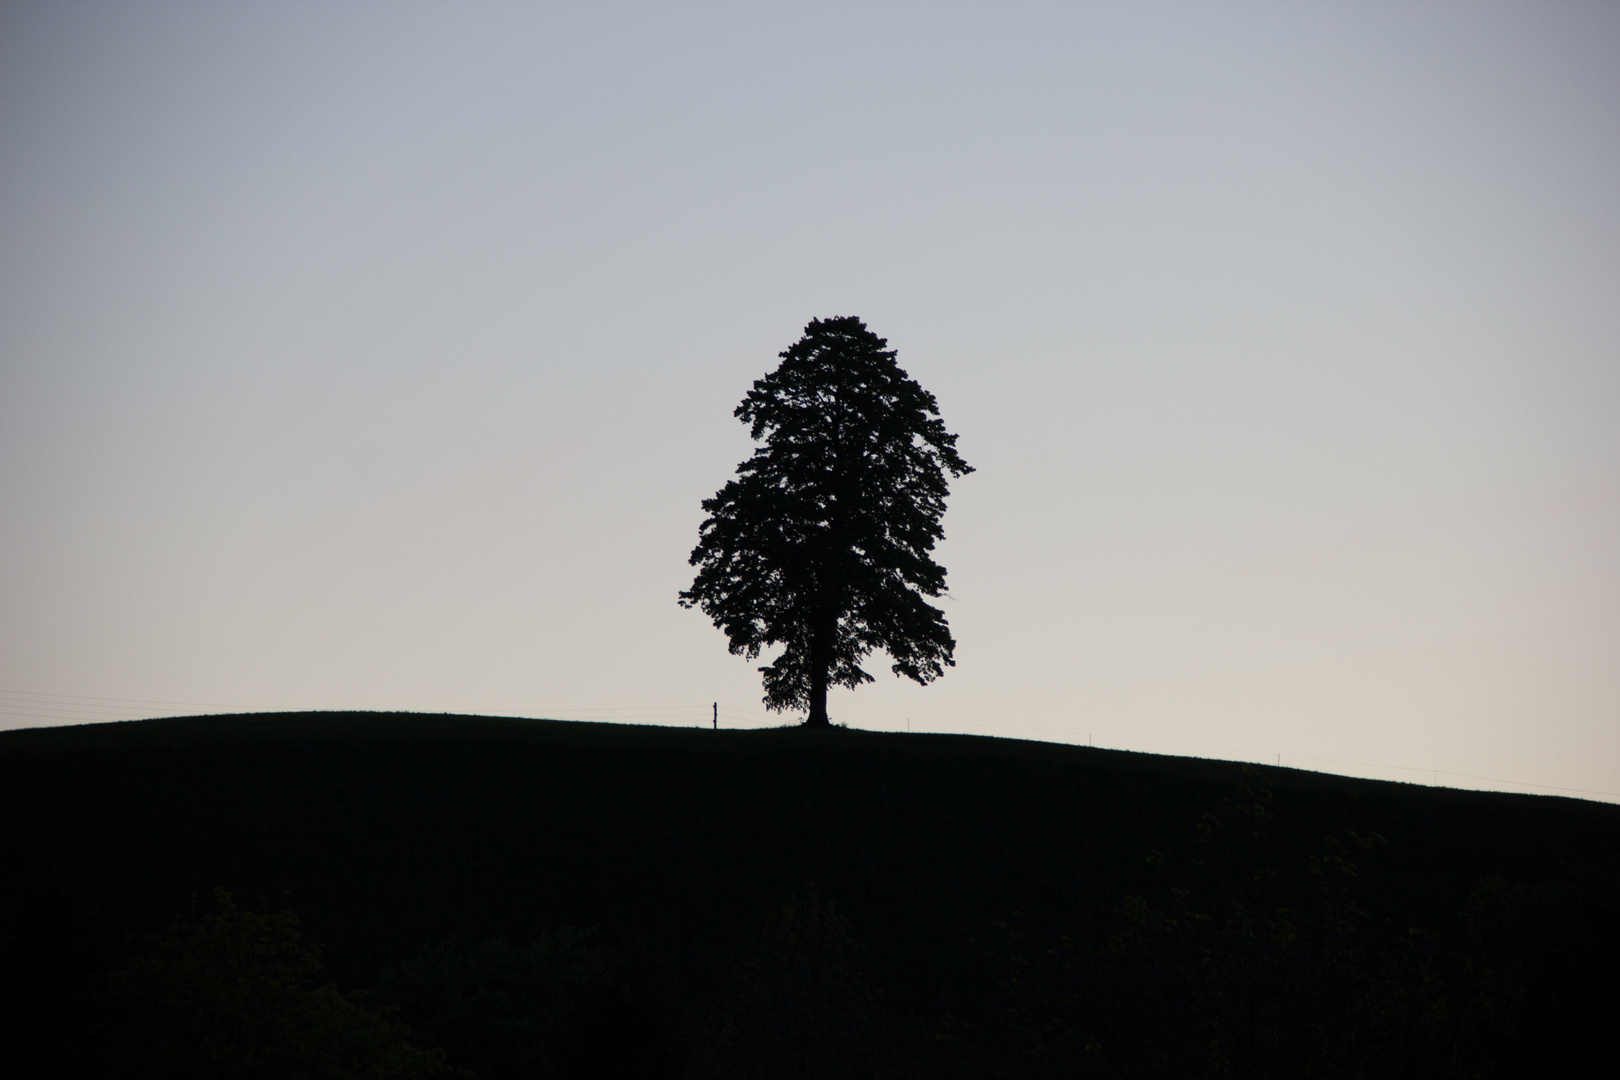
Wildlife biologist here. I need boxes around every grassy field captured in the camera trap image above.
[4,711,1617,1077]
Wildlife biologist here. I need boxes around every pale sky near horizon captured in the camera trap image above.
[2,2,1616,802]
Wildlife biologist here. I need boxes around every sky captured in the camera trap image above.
[1,1,1616,802]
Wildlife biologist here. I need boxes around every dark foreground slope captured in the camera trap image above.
[4,712,1617,1078]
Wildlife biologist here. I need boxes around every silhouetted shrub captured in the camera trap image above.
[694,889,875,1080]
[980,769,1454,1078]
[373,928,676,1080]
[1440,872,1620,1078]
[85,891,452,1080]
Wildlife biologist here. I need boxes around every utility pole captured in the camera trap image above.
[713,702,717,730]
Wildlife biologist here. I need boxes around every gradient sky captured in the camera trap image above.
[2,2,1616,801]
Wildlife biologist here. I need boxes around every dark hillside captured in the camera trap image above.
[4,712,1617,1077]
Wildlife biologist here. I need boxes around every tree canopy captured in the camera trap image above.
[679,316,972,727]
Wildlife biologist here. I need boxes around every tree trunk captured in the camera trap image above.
[805,680,829,727]
[804,613,832,728]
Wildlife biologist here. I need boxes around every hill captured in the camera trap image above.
[4,711,1617,1077]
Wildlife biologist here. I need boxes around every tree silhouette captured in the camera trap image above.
[679,317,972,727]
[697,889,874,1079]
[89,891,453,1079]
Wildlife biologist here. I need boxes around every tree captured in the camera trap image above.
[88,891,455,1079]
[679,316,972,727]
[697,889,875,1080]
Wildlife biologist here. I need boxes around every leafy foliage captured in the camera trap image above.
[372,929,676,1080]
[85,891,452,1080]
[1440,872,1620,1077]
[680,317,972,723]
[972,768,1607,1080]
[695,889,875,1080]
[1097,769,1407,1077]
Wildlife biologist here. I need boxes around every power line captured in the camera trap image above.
[0,688,228,708]
[4,690,1611,801]
[908,718,1620,801]
[0,689,238,729]
[527,705,707,714]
